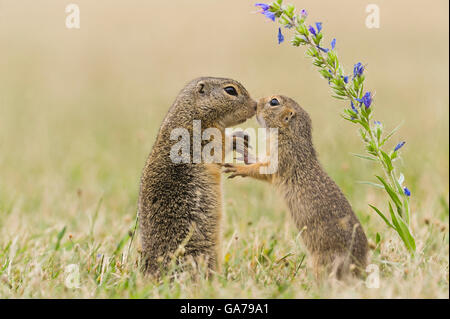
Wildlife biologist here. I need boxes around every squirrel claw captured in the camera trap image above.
[228,173,245,179]
[223,165,247,179]
[223,168,236,174]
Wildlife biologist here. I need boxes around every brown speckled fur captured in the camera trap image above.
[225,95,368,279]
[138,77,256,277]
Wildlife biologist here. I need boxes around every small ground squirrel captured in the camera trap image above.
[224,95,369,278]
[138,77,257,277]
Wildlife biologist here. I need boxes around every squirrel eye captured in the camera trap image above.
[270,98,280,106]
[224,86,238,96]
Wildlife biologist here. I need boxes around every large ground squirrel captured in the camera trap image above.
[225,95,368,278]
[138,77,257,277]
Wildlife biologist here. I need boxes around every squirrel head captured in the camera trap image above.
[256,95,313,145]
[180,77,257,129]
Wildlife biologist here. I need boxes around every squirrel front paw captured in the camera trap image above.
[222,163,249,179]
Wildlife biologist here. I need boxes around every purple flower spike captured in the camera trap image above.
[300,9,308,18]
[308,25,316,36]
[331,38,336,50]
[278,27,284,44]
[315,22,323,33]
[403,187,411,197]
[356,92,372,108]
[394,141,406,152]
[351,101,358,114]
[353,62,364,78]
[255,3,270,11]
[264,10,276,21]
[363,91,372,107]
[255,3,275,21]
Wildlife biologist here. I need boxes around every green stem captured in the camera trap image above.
[274,4,414,252]
[301,24,410,227]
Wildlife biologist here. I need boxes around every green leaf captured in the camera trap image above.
[319,68,331,79]
[296,23,308,36]
[285,4,295,18]
[292,35,308,47]
[376,126,382,143]
[334,89,346,97]
[357,181,384,189]
[340,114,357,123]
[381,121,404,146]
[389,202,415,252]
[358,118,370,131]
[402,197,411,226]
[375,175,402,209]
[390,150,398,160]
[306,47,319,58]
[366,142,377,154]
[314,33,323,45]
[392,172,404,194]
[344,109,357,118]
[380,150,394,172]
[271,0,282,11]
[359,128,369,142]
[352,153,377,161]
[359,104,366,118]
[376,232,381,244]
[369,204,395,229]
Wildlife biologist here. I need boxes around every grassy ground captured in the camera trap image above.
[0,0,448,298]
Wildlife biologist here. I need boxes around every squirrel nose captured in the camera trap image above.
[250,99,257,112]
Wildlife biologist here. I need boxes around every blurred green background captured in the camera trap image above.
[0,0,448,297]
[1,0,448,224]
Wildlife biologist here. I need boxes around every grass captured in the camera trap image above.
[0,0,448,298]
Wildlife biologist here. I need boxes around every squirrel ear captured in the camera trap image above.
[282,108,296,125]
[196,81,206,95]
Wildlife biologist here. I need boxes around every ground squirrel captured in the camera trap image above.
[224,95,369,278]
[138,77,257,277]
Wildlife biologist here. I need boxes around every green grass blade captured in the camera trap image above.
[54,226,66,251]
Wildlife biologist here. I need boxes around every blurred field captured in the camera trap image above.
[0,0,448,298]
